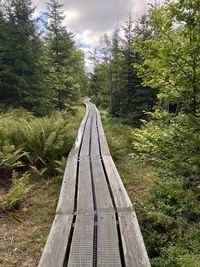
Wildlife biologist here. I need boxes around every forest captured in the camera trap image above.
[0,0,199,266]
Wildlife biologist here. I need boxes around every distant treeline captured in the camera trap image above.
[88,0,199,126]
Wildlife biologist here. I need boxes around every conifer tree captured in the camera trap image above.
[0,0,50,114]
[109,27,123,117]
[46,0,84,110]
[121,11,156,124]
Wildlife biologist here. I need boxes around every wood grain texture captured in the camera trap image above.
[56,156,77,214]
[95,106,110,156]
[91,157,114,211]
[118,211,151,267]
[102,155,133,210]
[38,214,73,267]
[90,107,100,156]
[79,107,92,158]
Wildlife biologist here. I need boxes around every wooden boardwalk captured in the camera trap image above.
[38,100,150,267]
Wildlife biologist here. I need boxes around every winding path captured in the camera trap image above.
[38,100,150,267]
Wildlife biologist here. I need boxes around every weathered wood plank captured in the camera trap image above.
[94,106,110,156]
[77,159,94,212]
[79,108,92,158]
[102,155,133,210]
[56,101,90,214]
[68,214,94,267]
[70,100,90,157]
[91,157,114,211]
[56,156,77,214]
[38,214,73,267]
[97,212,122,267]
[90,107,100,156]
[118,211,151,267]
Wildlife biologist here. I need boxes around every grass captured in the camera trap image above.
[0,105,85,267]
[0,178,60,266]
[101,110,157,207]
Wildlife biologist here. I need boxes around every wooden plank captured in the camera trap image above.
[56,101,90,214]
[38,214,73,267]
[97,212,122,267]
[118,211,151,267]
[68,214,94,267]
[56,156,77,214]
[102,155,133,210]
[70,100,90,157]
[90,107,100,156]
[77,159,94,212]
[95,106,110,156]
[91,157,114,211]
[79,107,92,158]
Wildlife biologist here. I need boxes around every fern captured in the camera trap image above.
[0,108,78,177]
[0,172,32,212]
[0,146,27,170]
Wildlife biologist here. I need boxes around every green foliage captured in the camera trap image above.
[45,0,86,109]
[135,0,200,115]
[0,108,78,176]
[101,111,132,160]
[137,176,200,266]
[0,146,27,170]
[0,0,52,114]
[102,108,200,266]
[0,0,87,114]
[132,113,200,177]
[0,172,32,212]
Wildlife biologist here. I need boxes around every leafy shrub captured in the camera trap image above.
[137,176,200,266]
[132,113,200,177]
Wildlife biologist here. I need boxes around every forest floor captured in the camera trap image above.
[0,179,60,266]
[0,106,156,267]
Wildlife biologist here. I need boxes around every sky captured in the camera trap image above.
[33,0,159,71]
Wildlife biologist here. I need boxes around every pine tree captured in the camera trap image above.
[121,11,156,124]
[0,0,50,114]
[109,27,123,117]
[46,0,83,110]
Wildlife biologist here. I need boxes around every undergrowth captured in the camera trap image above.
[0,106,84,212]
[101,110,200,267]
[0,105,84,266]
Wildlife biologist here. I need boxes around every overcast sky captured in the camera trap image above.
[33,0,158,70]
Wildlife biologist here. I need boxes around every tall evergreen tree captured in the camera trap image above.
[109,27,123,117]
[46,0,84,110]
[0,0,50,114]
[120,11,156,124]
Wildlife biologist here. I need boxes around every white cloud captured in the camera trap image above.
[33,0,159,71]
[75,30,100,48]
[63,10,80,28]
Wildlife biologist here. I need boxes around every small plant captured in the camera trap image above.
[0,145,27,170]
[0,172,32,212]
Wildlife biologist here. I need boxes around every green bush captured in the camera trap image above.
[132,113,200,177]
[137,176,200,266]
